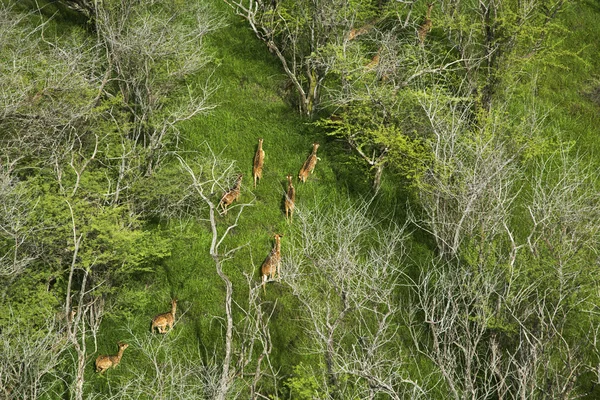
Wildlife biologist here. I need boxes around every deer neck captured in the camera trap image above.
[274,238,281,254]
[116,347,126,363]
[171,302,177,317]
[426,5,432,20]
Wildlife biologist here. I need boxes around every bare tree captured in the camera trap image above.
[92,1,221,175]
[0,314,69,400]
[223,0,382,117]
[103,326,220,400]
[0,159,40,281]
[2,1,221,200]
[63,201,106,400]
[408,143,600,399]
[57,0,95,19]
[285,199,424,398]
[177,148,278,399]
[412,87,523,258]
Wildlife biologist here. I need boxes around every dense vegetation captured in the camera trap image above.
[2,0,600,398]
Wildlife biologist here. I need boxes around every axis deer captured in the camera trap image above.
[218,174,243,215]
[347,24,372,41]
[261,234,282,294]
[284,174,295,222]
[298,143,320,183]
[366,50,381,70]
[253,138,265,188]
[418,3,434,45]
[151,299,177,334]
[95,342,129,373]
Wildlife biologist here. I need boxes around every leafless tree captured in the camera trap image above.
[411,255,599,399]
[177,148,278,399]
[0,159,40,281]
[0,2,99,168]
[407,142,600,398]
[0,314,69,400]
[101,325,220,400]
[2,1,221,204]
[92,1,221,175]
[412,87,523,259]
[63,201,105,400]
[223,0,379,117]
[284,199,425,398]
[57,0,95,19]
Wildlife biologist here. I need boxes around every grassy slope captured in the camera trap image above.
[84,0,600,396]
[89,1,369,394]
[538,0,600,157]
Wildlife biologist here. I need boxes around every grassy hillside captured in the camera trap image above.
[88,1,375,394]
[3,0,600,398]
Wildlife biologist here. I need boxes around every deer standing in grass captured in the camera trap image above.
[151,299,177,334]
[418,3,434,45]
[261,234,282,294]
[253,138,265,188]
[298,143,320,183]
[95,342,129,373]
[284,174,295,222]
[219,174,243,215]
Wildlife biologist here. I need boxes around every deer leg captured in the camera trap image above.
[277,263,281,281]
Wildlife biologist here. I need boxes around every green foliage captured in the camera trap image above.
[2,0,600,398]
[285,363,325,400]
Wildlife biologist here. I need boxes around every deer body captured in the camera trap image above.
[261,234,282,294]
[253,138,265,188]
[418,3,434,45]
[219,174,243,215]
[298,143,320,183]
[95,342,129,373]
[284,174,295,222]
[366,52,380,70]
[347,24,372,41]
[151,299,177,334]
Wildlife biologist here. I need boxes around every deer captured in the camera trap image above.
[298,143,320,183]
[418,3,434,45]
[261,234,282,294]
[151,299,177,334]
[95,342,129,373]
[347,24,372,41]
[252,138,265,188]
[366,49,381,70]
[218,174,243,215]
[284,174,296,222]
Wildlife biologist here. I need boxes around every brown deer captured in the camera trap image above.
[366,50,381,70]
[284,174,296,222]
[261,234,282,294]
[418,3,434,45]
[252,138,265,188]
[95,342,129,373]
[298,143,320,183]
[218,174,243,215]
[347,24,372,41]
[151,299,177,334]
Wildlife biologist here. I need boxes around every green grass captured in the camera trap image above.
[536,0,600,160]
[90,1,377,392]
[21,0,600,397]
